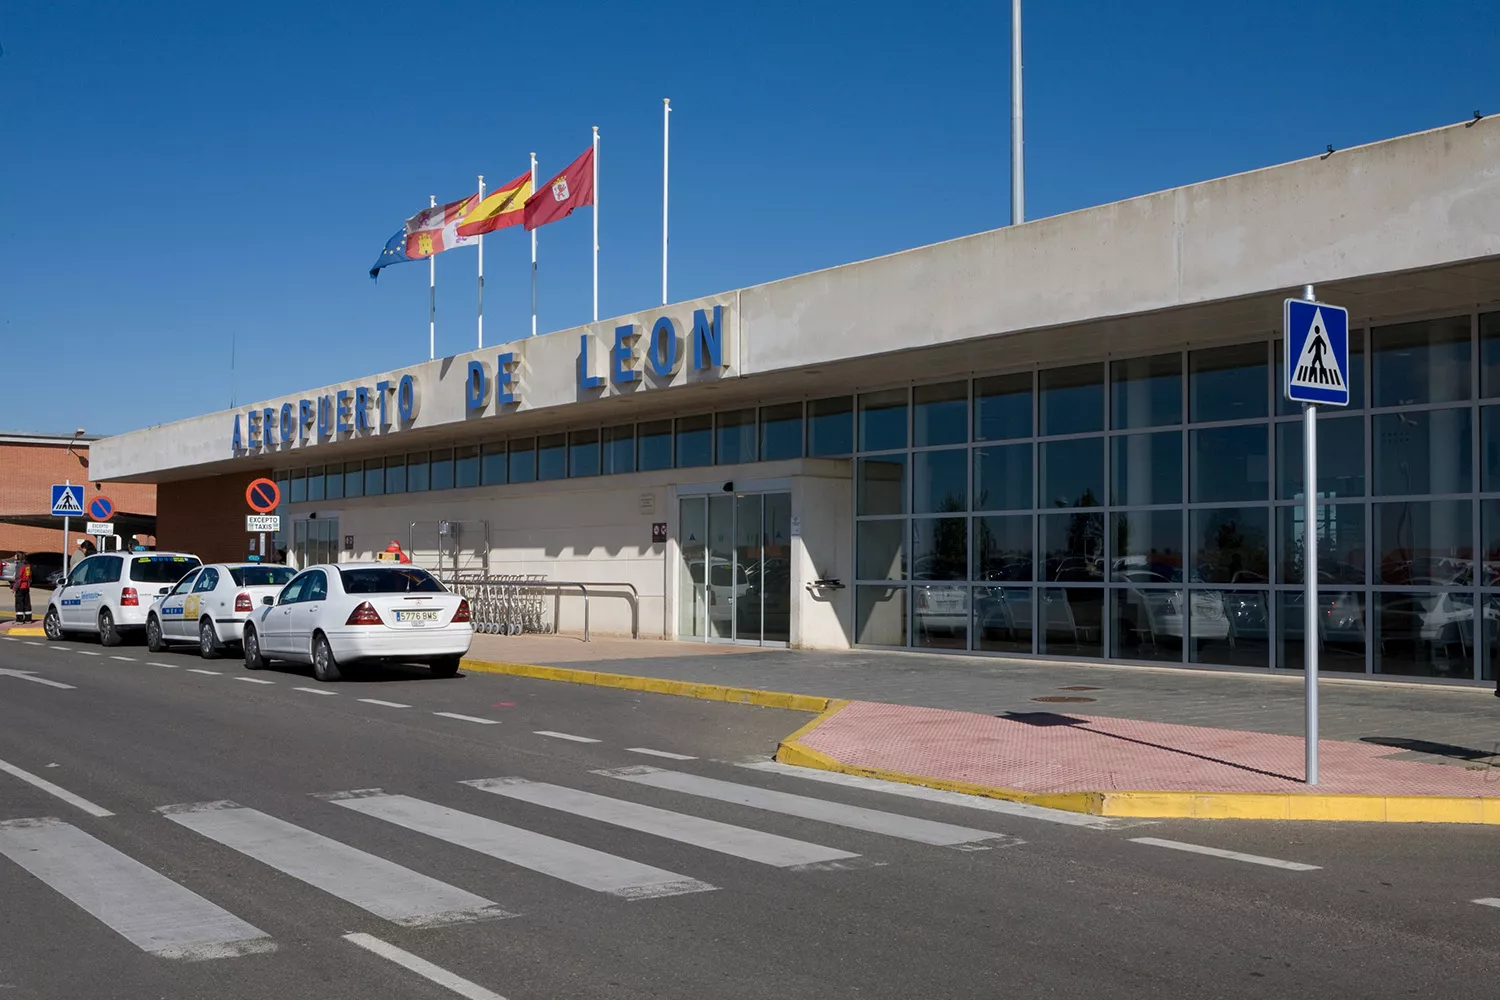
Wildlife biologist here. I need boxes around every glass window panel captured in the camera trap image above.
[859,389,908,451]
[1484,500,1500,588]
[325,464,344,499]
[344,461,363,498]
[974,586,1033,654]
[1039,437,1103,509]
[975,514,1033,582]
[807,397,854,457]
[1111,430,1182,506]
[857,455,906,516]
[1191,506,1270,584]
[1195,590,1270,668]
[603,424,635,474]
[637,420,672,471]
[1041,511,1104,582]
[1190,343,1267,423]
[569,430,600,478]
[1110,588,1183,663]
[1483,405,1500,492]
[1373,499,1472,585]
[857,520,906,580]
[1039,588,1104,658]
[429,449,454,491]
[307,468,325,502]
[913,584,967,650]
[856,586,906,645]
[974,443,1032,512]
[1484,312,1500,399]
[1277,415,1365,500]
[715,409,756,465]
[1374,591,1475,679]
[1191,425,1268,502]
[454,446,479,488]
[384,456,406,494]
[912,517,966,581]
[759,403,803,462]
[1039,364,1103,436]
[974,372,1033,441]
[363,460,384,497]
[1112,354,1182,429]
[1279,329,1364,413]
[676,415,713,468]
[537,434,566,481]
[509,438,536,484]
[1112,510,1183,583]
[289,471,307,504]
[1372,315,1471,407]
[913,381,968,447]
[1277,503,1366,585]
[1277,589,1367,672]
[1372,407,1471,496]
[913,448,967,514]
[481,442,507,485]
[405,453,428,492]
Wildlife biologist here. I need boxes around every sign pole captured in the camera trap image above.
[62,480,71,576]
[1302,283,1319,786]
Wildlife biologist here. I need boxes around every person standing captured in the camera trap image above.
[11,554,33,624]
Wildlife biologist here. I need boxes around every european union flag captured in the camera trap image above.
[369,227,413,280]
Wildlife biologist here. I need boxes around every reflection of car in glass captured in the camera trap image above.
[689,558,750,623]
[1114,570,1230,645]
[913,585,967,638]
[1416,592,1498,645]
[975,589,1033,643]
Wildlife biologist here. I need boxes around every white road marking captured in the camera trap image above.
[294,686,337,696]
[0,668,75,689]
[628,748,697,761]
[160,801,512,928]
[187,669,222,676]
[0,817,273,959]
[1129,837,1321,871]
[534,731,600,743]
[434,712,501,725]
[75,650,100,656]
[0,757,113,817]
[343,933,508,1000]
[738,760,1138,829]
[323,789,715,899]
[24,641,43,646]
[599,766,1010,848]
[465,777,859,868]
[109,656,135,662]
[148,661,178,668]
[234,677,275,685]
[1473,898,1500,909]
[359,699,411,709]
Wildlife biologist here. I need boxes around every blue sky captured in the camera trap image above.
[1,0,1495,435]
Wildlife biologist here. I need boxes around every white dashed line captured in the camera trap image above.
[343,932,508,1000]
[148,661,178,668]
[75,651,101,657]
[187,669,223,676]
[109,656,135,662]
[433,712,501,725]
[234,677,275,685]
[1130,837,1320,871]
[534,731,601,744]
[24,641,43,646]
[627,748,698,761]
[1472,898,1500,910]
[0,757,113,818]
[294,686,338,696]
[359,699,411,709]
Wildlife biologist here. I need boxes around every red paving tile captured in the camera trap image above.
[798,701,1500,796]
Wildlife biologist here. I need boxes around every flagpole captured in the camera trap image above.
[592,125,599,323]
[428,194,436,360]
[537,152,543,338]
[477,174,485,349]
[662,98,670,306]
[1011,0,1025,225]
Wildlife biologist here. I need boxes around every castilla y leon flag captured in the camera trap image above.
[523,147,594,232]
[456,170,532,237]
[404,192,481,259]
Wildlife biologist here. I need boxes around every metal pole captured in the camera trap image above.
[477,174,485,349]
[62,480,70,579]
[662,98,670,305]
[1302,282,1319,785]
[530,152,538,338]
[428,194,436,360]
[592,126,600,323]
[1010,0,1024,225]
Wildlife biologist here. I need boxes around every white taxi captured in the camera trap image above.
[44,552,202,646]
[146,562,298,659]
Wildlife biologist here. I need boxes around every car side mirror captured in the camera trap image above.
[262,595,275,606]
[158,587,170,595]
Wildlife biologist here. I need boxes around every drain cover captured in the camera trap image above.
[1032,696,1097,704]
[1057,685,1100,692]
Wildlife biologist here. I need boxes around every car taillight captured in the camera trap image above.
[346,601,383,626]
[452,599,471,624]
[121,587,139,607]
[235,593,253,612]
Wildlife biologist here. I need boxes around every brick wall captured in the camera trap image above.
[156,471,271,564]
[0,441,156,555]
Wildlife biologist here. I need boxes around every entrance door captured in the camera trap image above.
[292,517,340,569]
[677,491,791,645]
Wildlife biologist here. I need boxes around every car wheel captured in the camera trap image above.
[43,608,64,641]
[243,626,267,670]
[198,619,221,660]
[146,615,167,653]
[311,632,342,682]
[99,608,122,647]
[429,656,461,679]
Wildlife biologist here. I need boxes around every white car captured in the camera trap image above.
[241,562,472,682]
[44,552,202,646]
[145,562,298,659]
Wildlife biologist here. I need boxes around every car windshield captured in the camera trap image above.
[339,567,445,594]
[129,556,202,584]
[229,566,297,587]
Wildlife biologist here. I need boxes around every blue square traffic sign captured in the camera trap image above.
[1284,299,1350,407]
[50,483,84,517]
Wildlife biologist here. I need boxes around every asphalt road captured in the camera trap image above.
[2,633,1500,999]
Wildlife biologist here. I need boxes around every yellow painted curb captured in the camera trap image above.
[458,657,835,714]
[2,627,45,637]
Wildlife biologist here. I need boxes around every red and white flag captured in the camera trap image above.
[403,193,481,259]
[524,147,595,232]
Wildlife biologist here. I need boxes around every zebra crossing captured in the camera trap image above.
[0,762,1020,963]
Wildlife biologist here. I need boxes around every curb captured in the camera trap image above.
[0,626,45,637]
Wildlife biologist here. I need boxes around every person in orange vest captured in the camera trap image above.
[382,541,411,564]
[10,553,33,624]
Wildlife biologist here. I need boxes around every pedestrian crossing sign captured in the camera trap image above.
[50,484,84,517]
[1284,298,1350,407]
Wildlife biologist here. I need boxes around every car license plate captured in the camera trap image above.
[395,610,439,623]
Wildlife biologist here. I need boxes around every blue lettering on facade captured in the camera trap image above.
[232,414,242,454]
[354,386,371,430]
[263,408,276,446]
[280,403,294,442]
[649,316,680,377]
[247,410,261,449]
[375,380,390,426]
[317,396,332,439]
[692,305,725,370]
[299,399,313,440]
[398,374,417,421]
[578,334,605,391]
[466,361,488,412]
[496,352,518,405]
[336,390,352,433]
[612,325,641,386]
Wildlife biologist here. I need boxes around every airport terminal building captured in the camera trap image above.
[94,119,1500,684]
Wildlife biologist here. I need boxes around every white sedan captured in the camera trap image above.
[146,563,298,658]
[241,563,472,682]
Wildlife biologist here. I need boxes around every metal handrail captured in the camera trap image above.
[439,574,639,642]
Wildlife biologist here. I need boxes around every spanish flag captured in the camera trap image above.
[456,171,532,238]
